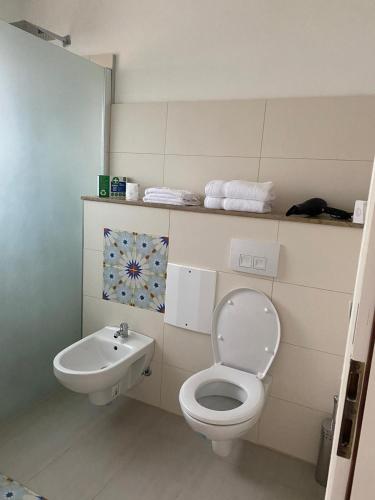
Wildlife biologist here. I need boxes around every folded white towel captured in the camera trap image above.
[223,198,271,213]
[205,180,226,198]
[144,187,200,202]
[143,195,201,206]
[204,197,225,209]
[224,180,275,202]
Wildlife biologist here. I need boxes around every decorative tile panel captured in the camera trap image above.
[103,228,169,313]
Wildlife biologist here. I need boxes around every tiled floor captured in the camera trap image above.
[0,389,325,500]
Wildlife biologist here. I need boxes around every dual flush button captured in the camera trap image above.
[239,254,267,271]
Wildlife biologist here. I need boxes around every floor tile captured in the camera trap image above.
[0,389,122,482]
[27,399,163,500]
[0,390,325,500]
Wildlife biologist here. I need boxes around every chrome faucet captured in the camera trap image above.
[114,322,129,340]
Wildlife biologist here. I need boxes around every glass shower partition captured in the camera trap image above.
[0,20,109,420]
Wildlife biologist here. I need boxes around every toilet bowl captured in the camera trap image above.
[54,326,154,405]
[179,288,280,457]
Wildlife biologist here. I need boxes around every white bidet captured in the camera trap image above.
[53,325,154,405]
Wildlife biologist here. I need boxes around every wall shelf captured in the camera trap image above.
[81,196,362,229]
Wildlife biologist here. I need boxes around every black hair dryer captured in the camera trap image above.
[286,198,352,220]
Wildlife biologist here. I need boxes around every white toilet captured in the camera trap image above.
[179,288,280,457]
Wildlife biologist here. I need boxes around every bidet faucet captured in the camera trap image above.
[114,322,129,340]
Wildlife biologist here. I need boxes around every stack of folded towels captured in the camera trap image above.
[204,180,275,213]
[143,187,201,206]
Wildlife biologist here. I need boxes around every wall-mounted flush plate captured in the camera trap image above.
[230,239,280,277]
[164,263,217,335]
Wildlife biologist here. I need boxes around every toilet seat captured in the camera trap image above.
[179,364,264,426]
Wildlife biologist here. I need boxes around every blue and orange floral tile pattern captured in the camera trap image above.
[103,228,169,313]
[0,474,47,499]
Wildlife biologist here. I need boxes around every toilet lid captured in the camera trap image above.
[212,288,280,379]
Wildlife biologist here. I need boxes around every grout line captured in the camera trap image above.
[84,292,347,356]
[28,415,134,499]
[276,217,281,239]
[83,293,102,301]
[25,398,120,483]
[163,362,194,375]
[159,358,167,408]
[274,278,353,295]
[158,208,172,403]
[83,246,104,252]
[84,248,104,254]
[90,472,121,500]
[257,157,261,181]
[110,151,260,159]
[162,103,169,185]
[109,151,372,163]
[158,344,164,407]
[90,445,140,500]
[163,103,169,154]
[279,340,344,359]
[213,269,353,296]
[85,256,354,298]
[0,390,66,450]
[110,151,164,157]
[260,156,372,163]
[257,100,268,180]
[270,220,281,299]
[268,395,332,416]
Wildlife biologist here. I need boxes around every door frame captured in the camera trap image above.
[326,160,375,499]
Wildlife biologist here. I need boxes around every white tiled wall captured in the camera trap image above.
[109,95,374,213]
[261,96,375,161]
[81,94,372,464]
[165,100,265,157]
[111,103,167,154]
[82,200,362,463]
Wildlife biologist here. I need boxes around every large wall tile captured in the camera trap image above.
[84,201,169,251]
[259,158,372,213]
[83,249,103,299]
[215,272,273,304]
[82,296,164,364]
[161,364,193,415]
[164,325,213,373]
[166,100,265,157]
[169,211,278,272]
[272,282,351,356]
[277,221,362,292]
[262,96,375,160]
[258,397,330,464]
[110,103,167,153]
[164,155,259,195]
[126,361,162,408]
[110,153,164,196]
[270,343,343,413]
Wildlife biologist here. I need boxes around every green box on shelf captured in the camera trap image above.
[97,175,110,198]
